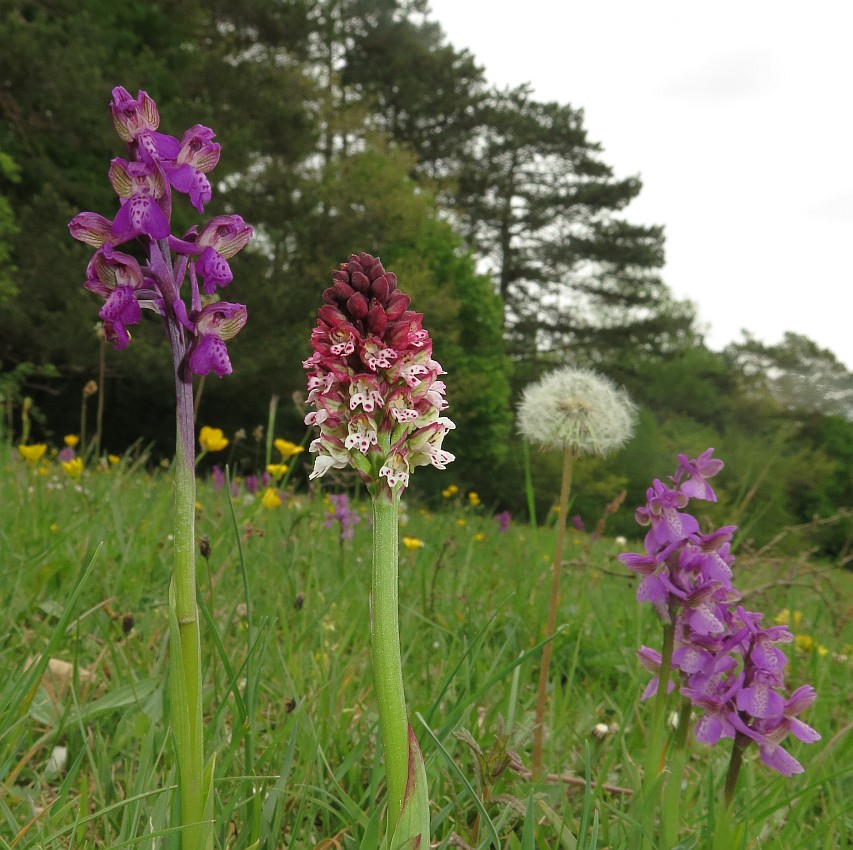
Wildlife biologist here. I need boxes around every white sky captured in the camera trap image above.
[427,0,853,369]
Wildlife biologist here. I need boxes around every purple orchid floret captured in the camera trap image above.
[324,493,361,541]
[641,480,700,549]
[99,285,142,349]
[69,85,251,374]
[675,448,725,502]
[212,464,225,490]
[187,302,248,377]
[620,449,820,777]
[495,510,512,533]
[161,126,221,213]
[69,212,114,248]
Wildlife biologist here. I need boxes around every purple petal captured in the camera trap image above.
[111,196,170,242]
[196,247,233,293]
[164,163,212,213]
[789,718,821,743]
[737,683,785,719]
[785,685,817,715]
[98,285,141,349]
[694,713,725,745]
[69,212,114,248]
[758,743,803,776]
[188,334,233,377]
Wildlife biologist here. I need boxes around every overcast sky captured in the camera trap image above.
[427,0,853,369]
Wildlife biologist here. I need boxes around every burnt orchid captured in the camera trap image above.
[304,253,452,849]
[619,450,819,850]
[69,87,252,850]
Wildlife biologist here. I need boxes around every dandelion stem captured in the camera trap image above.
[532,446,574,776]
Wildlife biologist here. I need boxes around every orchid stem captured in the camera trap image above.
[371,491,409,838]
[168,309,211,850]
[660,696,693,848]
[632,622,675,850]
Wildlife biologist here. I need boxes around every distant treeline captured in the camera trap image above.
[1,0,851,555]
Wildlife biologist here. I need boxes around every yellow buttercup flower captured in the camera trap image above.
[63,434,80,447]
[261,488,283,508]
[402,536,425,550]
[49,523,60,533]
[108,454,121,465]
[775,608,803,628]
[274,438,304,459]
[199,426,229,452]
[61,457,84,479]
[266,463,289,478]
[474,532,486,542]
[468,491,481,507]
[18,443,47,465]
[441,484,459,498]
[794,634,814,652]
[455,518,466,527]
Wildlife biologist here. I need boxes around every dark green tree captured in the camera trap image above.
[451,85,691,359]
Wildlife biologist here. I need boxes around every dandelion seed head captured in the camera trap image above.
[517,367,636,456]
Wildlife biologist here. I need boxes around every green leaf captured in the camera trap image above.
[388,725,430,850]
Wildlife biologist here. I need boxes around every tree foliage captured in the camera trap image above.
[0,0,849,555]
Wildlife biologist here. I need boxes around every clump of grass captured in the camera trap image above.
[0,440,850,848]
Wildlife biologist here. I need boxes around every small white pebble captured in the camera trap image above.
[45,745,68,776]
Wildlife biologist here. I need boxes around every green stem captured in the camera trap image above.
[644,622,675,788]
[710,735,749,850]
[158,243,210,849]
[371,491,409,839]
[522,439,537,527]
[633,622,675,850]
[723,733,748,809]
[660,696,693,848]
[532,446,573,776]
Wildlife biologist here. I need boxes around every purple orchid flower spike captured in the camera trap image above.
[676,448,725,501]
[621,448,820,806]
[69,86,251,850]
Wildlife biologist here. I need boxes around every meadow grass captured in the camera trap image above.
[0,444,850,849]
